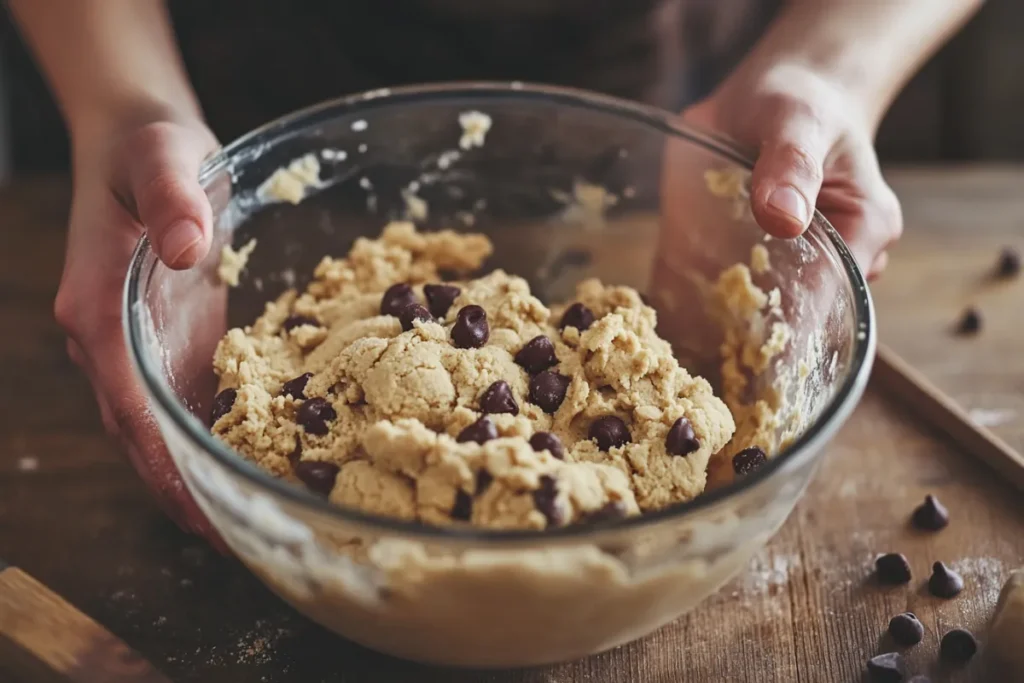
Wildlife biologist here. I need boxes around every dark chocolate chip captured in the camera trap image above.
[479,380,519,415]
[296,397,337,435]
[529,432,565,460]
[875,553,913,585]
[911,494,949,531]
[866,652,905,682]
[732,446,767,476]
[210,388,237,424]
[529,371,570,414]
[451,490,473,521]
[423,284,461,318]
[956,307,982,335]
[281,373,313,399]
[582,500,629,525]
[532,475,563,526]
[888,612,924,646]
[474,469,494,495]
[451,305,489,348]
[287,437,302,465]
[940,629,977,663]
[456,417,498,445]
[380,283,417,317]
[294,460,339,496]
[398,303,433,331]
[514,336,558,374]
[928,561,964,598]
[283,315,319,332]
[665,417,700,456]
[589,416,631,451]
[559,302,595,332]
[996,247,1021,278]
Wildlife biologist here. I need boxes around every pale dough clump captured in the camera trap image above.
[217,238,257,287]
[211,223,736,529]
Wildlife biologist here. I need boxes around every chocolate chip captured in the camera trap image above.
[294,460,339,496]
[666,417,700,456]
[589,416,631,451]
[559,302,595,332]
[733,446,767,476]
[928,561,964,598]
[911,494,949,531]
[398,303,433,331]
[479,380,519,415]
[866,652,905,682]
[287,437,302,465]
[529,371,570,414]
[474,470,493,495]
[380,283,417,317]
[456,417,498,445]
[875,553,913,584]
[281,373,313,399]
[529,432,565,460]
[451,305,489,348]
[888,612,924,646]
[996,247,1021,278]
[514,336,558,374]
[956,307,982,335]
[582,500,629,524]
[283,315,319,332]
[451,490,473,521]
[296,397,337,435]
[423,284,461,318]
[940,629,977,663]
[210,388,237,424]
[532,475,563,526]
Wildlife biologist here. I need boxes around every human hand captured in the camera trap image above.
[55,118,224,545]
[683,62,903,278]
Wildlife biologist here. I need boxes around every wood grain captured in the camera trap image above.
[0,170,1022,682]
[0,566,172,683]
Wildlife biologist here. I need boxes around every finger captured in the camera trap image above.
[126,124,214,270]
[868,251,889,280]
[750,108,832,239]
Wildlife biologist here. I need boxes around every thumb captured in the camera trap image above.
[126,124,214,270]
[750,111,830,239]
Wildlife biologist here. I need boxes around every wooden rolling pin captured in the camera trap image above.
[0,559,172,683]
[873,343,1024,493]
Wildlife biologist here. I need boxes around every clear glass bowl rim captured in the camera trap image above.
[123,81,876,545]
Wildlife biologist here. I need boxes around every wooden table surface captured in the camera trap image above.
[1,168,1022,683]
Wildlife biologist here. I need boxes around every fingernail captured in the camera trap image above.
[767,186,809,229]
[159,220,202,267]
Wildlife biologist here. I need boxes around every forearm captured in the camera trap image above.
[8,0,202,147]
[733,0,985,130]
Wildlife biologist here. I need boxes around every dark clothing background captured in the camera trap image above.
[2,0,1024,175]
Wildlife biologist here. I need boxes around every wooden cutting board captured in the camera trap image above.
[0,169,1021,682]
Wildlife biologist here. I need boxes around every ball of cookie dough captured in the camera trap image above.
[988,569,1024,677]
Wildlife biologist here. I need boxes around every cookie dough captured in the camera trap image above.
[217,238,257,287]
[211,222,736,529]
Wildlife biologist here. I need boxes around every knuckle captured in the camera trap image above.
[53,288,78,333]
[778,142,823,184]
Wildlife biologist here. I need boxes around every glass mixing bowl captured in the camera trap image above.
[124,83,874,667]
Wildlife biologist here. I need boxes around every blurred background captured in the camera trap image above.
[0,0,1023,185]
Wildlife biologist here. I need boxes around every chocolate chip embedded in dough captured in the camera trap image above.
[210,388,237,424]
[380,283,417,317]
[296,397,337,435]
[529,432,564,460]
[281,373,313,399]
[294,460,339,496]
[423,284,461,318]
[732,446,767,475]
[283,315,320,332]
[529,371,570,414]
[588,416,631,451]
[398,303,433,331]
[451,305,489,348]
[559,302,595,332]
[479,380,519,416]
[955,307,982,335]
[514,335,558,374]
[451,490,473,521]
[665,417,700,456]
[456,417,498,445]
[532,475,563,526]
